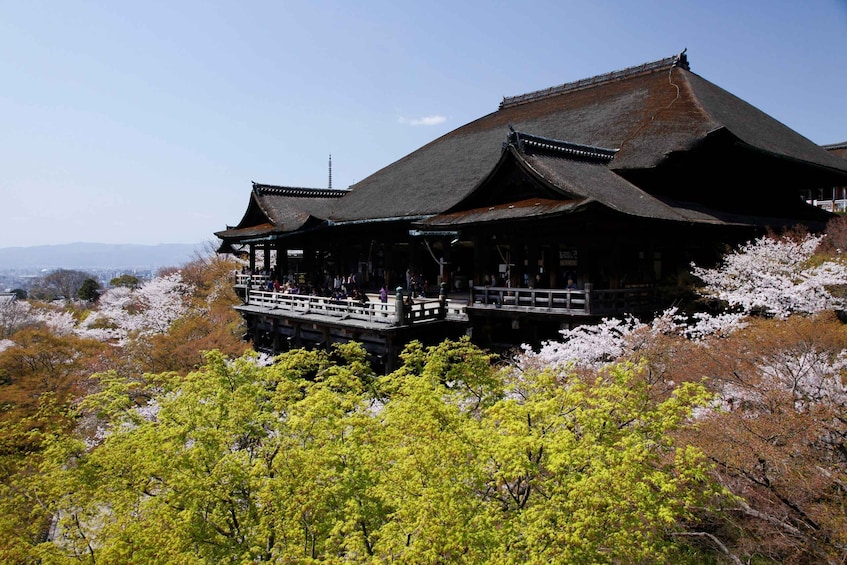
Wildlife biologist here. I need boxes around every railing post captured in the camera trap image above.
[395,287,405,325]
[583,283,592,314]
[438,282,447,319]
[245,277,250,305]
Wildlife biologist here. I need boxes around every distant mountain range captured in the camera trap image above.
[0,242,208,270]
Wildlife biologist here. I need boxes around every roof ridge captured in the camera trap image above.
[507,129,617,162]
[822,141,847,151]
[499,51,689,110]
[252,182,349,198]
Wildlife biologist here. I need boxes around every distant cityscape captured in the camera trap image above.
[0,267,160,294]
[0,242,206,292]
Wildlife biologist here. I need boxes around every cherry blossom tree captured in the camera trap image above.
[519,307,746,372]
[0,298,31,339]
[692,233,847,318]
[672,314,847,563]
[81,273,189,342]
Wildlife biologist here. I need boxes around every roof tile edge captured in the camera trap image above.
[499,50,690,110]
[253,182,349,198]
[507,129,618,162]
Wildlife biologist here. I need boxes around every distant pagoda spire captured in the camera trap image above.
[328,154,332,190]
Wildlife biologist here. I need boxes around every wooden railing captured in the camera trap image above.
[235,273,271,287]
[244,290,464,326]
[471,286,588,313]
[470,285,656,316]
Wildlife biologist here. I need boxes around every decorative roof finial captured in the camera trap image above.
[328,154,333,190]
[673,48,689,70]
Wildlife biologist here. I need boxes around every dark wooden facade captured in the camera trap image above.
[217,52,847,363]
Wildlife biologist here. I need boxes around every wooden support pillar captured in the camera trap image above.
[252,321,262,347]
[275,243,285,280]
[384,241,394,288]
[293,323,302,348]
[271,319,281,354]
[408,237,420,286]
[385,336,400,374]
[302,243,315,285]
[249,245,256,273]
[544,246,558,288]
[514,242,527,287]
[472,234,485,286]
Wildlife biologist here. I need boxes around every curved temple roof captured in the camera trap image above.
[219,52,847,241]
[329,52,846,224]
[215,183,346,241]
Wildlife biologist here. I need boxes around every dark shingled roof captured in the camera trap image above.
[419,197,586,228]
[520,151,724,223]
[220,53,847,238]
[420,139,731,228]
[329,52,847,224]
[824,142,847,161]
[215,183,346,240]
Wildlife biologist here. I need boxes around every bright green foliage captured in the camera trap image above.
[2,338,724,563]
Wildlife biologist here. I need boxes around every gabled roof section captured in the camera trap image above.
[422,129,726,228]
[215,183,346,241]
[444,129,619,212]
[251,183,346,226]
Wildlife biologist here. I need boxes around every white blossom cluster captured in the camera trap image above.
[692,233,847,318]
[3,299,94,339]
[31,308,78,336]
[714,348,847,415]
[518,308,746,371]
[520,315,646,371]
[0,298,32,338]
[80,273,190,342]
[759,348,847,408]
[679,311,748,341]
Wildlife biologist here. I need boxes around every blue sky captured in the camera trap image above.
[1,0,846,247]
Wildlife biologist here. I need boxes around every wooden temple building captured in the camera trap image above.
[806,141,847,212]
[216,52,847,370]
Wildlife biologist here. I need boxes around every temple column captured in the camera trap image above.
[275,242,285,281]
[472,234,486,286]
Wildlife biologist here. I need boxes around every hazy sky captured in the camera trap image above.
[2,0,846,247]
